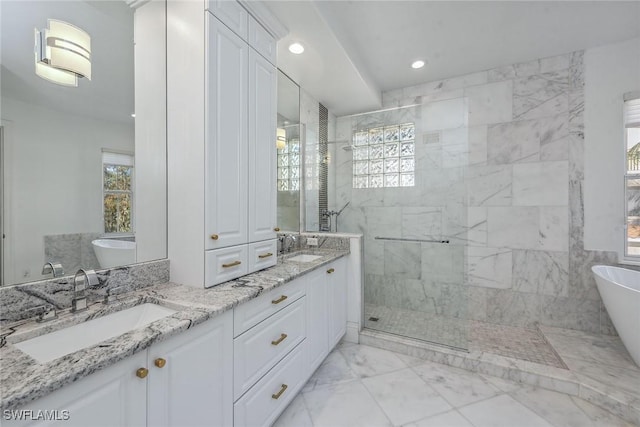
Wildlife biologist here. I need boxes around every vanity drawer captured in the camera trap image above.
[234,297,306,400]
[247,239,277,273]
[233,341,306,427]
[205,245,248,287]
[234,276,306,337]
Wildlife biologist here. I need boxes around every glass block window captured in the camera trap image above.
[277,138,300,191]
[352,123,415,188]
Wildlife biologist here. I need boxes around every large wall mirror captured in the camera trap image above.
[276,70,301,232]
[1,0,167,286]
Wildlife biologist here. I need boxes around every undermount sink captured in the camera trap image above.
[14,303,177,363]
[287,254,322,263]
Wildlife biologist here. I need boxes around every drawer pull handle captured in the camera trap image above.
[274,227,281,232]
[136,368,148,379]
[154,358,166,368]
[210,234,219,240]
[272,384,288,400]
[258,252,273,259]
[222,260,242,268]
[327,268,335,274]
[271,295,288,304]
[271,333,288,346]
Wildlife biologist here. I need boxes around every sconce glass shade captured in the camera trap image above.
[35,19,91,86]
[276,128,286,149]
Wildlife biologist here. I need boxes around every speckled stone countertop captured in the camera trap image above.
[0,249,349,410]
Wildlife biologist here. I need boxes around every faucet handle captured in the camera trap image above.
[104,286,126,304]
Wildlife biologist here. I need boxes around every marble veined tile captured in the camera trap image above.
[466,164,512,206]
[302,349,358,393]
[511,386,633,427]
[488,58,541,82]
[512,250,569,297]
[384,242,422,280]
[487,119,541,164]
[404,410,474,427]
[465,80,513,126]
[421,98,468,132]
[459,394,554,427]
[362,368,451,426]
[339,343,409,378]
[401,207,442,241]
[467,246,512,289]
[411,360,501,408]
[512,161,569,206]
[540,53,571,74]
[303,380,392,427]
[466,207,488,246]
[487,207,568,252]
[513,70,569,121]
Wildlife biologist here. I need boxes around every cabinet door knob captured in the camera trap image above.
[271,384,288,400]
[271,333,288,346]
[136,368,149,379]
[327,268,335,274]
[210,234,219,240]
[274,227,280,232]
[154,358,167,368]
[271,295,287,304]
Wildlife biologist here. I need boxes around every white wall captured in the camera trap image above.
[584,37,640,254]
[2,97,133,283]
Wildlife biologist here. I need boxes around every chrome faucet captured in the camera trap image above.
[71,269,99,313]
[42,262,64,278]
[279,234,297,254]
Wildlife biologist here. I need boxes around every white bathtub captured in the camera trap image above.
[592,265,640,366]
[92,239,136,269]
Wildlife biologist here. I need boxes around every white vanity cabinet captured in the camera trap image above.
[5,312,233,427]
[306,257,348,373]
[3,351,147,427]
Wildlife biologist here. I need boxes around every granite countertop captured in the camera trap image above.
[0,248,349,410]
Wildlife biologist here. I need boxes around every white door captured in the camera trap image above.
[4,352,147,427]
[328,258,348,348]
[247,48,277,243]
[305,268,329,372]
[205,14,248,250]
[147,310,233,427]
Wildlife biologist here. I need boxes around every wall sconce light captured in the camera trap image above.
[35,19,91,87]
[276,128,286,150]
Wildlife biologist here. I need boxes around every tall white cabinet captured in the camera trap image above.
[168,0,285,288]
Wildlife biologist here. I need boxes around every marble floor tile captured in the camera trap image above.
[273,394,313,427]
[302,380,392,427]
[510,386,635,427]
[411,360,501,408]
[563,356,640,396]
[302,349,358,392]
[570,396,636,427]
[403,410,475,427]
[458,394,554,427]
[362,368,452,426]
[339,343,409,378]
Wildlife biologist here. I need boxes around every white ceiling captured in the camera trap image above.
[1,1,135,124]
[267,0,640,116]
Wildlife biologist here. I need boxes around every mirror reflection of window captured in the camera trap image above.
[102,151,134,234]
[624,95,640,259]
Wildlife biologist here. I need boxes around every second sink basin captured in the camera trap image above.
[287,254,323,263]
[14,303,177,363]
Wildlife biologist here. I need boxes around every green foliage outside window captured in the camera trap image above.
[103,164,133,233]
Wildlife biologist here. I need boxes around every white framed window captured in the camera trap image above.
[624,94,640,262]
[352,122,415,188]
[102,150,134,234]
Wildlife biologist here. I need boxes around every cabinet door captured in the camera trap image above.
[206,15,248,250]
[305,267,329,373]
[328,258,348,348]
[247,48,277,243]
[147,310,233,427]
[206,0,248,41]
[4,352,147,427]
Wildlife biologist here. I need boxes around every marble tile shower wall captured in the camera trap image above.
[335,50,619,335]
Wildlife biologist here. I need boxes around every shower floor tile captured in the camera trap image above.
[364,304,568,369]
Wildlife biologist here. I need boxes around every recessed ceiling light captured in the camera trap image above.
[289,43,305,54]
[411,60,425,69]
